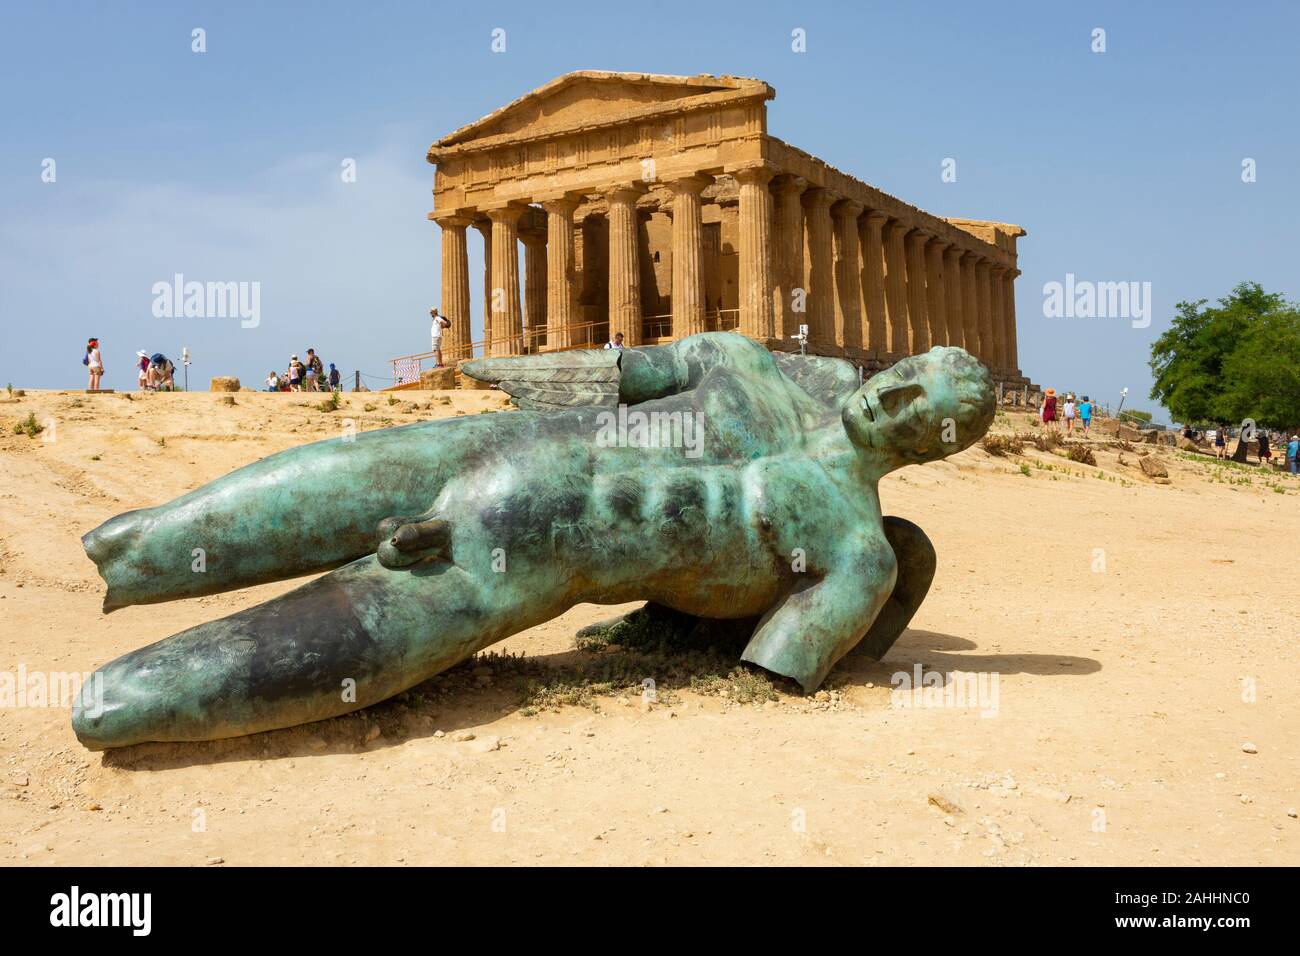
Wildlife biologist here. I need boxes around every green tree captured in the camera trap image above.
[1149,282,1300,434]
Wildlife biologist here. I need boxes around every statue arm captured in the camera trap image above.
[740,537,897,691]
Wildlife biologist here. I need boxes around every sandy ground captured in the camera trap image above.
[0,386,1296,867]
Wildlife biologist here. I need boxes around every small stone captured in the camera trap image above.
[206,857,225,866]
[1241,742,1258,754]
[452,731,475,742]
[1287,809,1297,819]
[467,735,500,753]
[928,793,963,815]
[433,730,445,738]
[364,725,382,742]
[8,772,28,787]
[83,803,102,812]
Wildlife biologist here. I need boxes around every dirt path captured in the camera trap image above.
[1,390,1296,865]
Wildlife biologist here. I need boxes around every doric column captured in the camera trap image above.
[606,186,645,346]
[942,246,966,351]
[434,214,473,362]
[882,220,911,357]
[904,230,931,354]
[831,199,864,352]
[541,198,579,351]
[735,165,777,340]
[772,175,806,340]
[471,219,492,351]
[486,205,524,356]
[860,211,889,357]
[989,264,1007,372]
[924,238,950,348]
[520,225,547,351]
[960,252,981,358]
[1003,268,1021,374]
[976,258,995,367]
[801,187,836,346]
[668,174,710,339]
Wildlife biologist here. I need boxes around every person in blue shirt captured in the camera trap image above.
[1288,434,1300,474]
[1078,395,1093,434]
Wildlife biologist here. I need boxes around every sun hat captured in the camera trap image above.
[1045,388,1056,396]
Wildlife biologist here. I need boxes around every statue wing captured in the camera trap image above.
[461,344,692,411]
[460,350,622,411]
[461,336,862,412]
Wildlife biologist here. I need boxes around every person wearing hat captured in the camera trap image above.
[1287,434,1300,474]
[135,350,151,391]
[1062,393,1077,435]
[1078,395,1093,434]
[85,337,104,390]
[1041,388,1058,432]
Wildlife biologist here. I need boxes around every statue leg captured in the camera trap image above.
[72,554,546,749]
[852,516,935,660]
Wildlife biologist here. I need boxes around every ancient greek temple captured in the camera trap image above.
[426,71,1028,384]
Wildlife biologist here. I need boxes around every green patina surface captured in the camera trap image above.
[73,333,994,749]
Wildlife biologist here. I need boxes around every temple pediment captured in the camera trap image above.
[432,71,769,152]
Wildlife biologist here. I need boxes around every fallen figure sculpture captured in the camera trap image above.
[73,332,995,749]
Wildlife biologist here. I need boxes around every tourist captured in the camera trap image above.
[305,348,324,391]
[1213,426,1226,460]
[328,363,341,390]
[1063,394,1077,435]
[136,350,151,391]
[287,355,303,391]
[430,308,451,368]
[1041,388,1057,431]
[1078,395,1093,434]
[1288,435,1300,474]
[604,332,626,351]
[85,337,103,390]
[264,371,280,392]
[149,353,175,390]
[1258,431,1271,466]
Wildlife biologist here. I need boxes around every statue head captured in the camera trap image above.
[841,346,995,466]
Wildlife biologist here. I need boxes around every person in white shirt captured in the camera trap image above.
[604,332,626,351]
[86,337,104,390]
[264,371,280,392]
[430,308,451,368]
[1062,395,1077,435]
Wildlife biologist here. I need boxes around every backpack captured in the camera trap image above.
[82,353,89,366]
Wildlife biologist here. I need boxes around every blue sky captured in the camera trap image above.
[2,0,1297,417]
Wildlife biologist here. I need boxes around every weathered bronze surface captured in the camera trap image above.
[73,333,994,749]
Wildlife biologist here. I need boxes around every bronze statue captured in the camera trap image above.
[74,333,994,748]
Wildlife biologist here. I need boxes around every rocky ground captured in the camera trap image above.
[0,388,1296,865]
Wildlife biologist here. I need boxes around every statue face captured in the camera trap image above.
[842,347,994,465]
